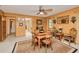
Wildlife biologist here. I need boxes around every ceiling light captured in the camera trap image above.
[39,12,44,15]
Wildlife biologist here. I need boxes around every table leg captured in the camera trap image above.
[45,44,47,53]
[69,37,71,46]
[38,38,40,49]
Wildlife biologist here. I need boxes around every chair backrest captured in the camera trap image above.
[69,28,77,37]
[47,30,52,34]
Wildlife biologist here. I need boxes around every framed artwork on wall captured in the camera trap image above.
[57,15,69,24]
[53,19,56,24]
[71,16,76,23]
[36,19,42,25]
[17,18,25,27]
[19,23,23,26]
[36,19,44,32]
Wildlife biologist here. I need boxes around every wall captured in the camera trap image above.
[74,13,79,43]
[4,13,36,36]
[47,7,79,43]
[4,7,79,39]
[47,7,79,35]
[31,17,48,32]
[4,12,48,37]
[42,17,48,32]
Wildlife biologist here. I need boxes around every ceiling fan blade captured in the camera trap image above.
[45,9,53,12]
[36,12,40,15]
[43,11,47,15]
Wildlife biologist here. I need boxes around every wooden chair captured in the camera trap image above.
[32,32,38,50]
[41,37,53,51]
[63,28,77,46]
[41,31,53,50]
[69,28,77,44]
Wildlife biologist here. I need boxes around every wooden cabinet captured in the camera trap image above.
[0,15,2,40]
[0,10,6,41]
[3,21,6,40]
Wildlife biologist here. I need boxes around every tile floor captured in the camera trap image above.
[0,34,32,53]
[0,34,79,53]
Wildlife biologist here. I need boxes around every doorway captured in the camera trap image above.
[25,18,32,40]
[9,19,16,35]
[25,18,32,32]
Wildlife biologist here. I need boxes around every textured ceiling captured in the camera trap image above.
[0,5,79,17]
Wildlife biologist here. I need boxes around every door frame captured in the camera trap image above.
[9,19,16,35]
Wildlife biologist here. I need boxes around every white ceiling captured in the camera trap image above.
[0,5,79,17]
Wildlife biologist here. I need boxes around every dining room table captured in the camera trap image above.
[56,32,64,41]
[36,32,52,48]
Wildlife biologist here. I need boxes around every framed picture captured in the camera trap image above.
[36,19,44,32]
[57,15,69,24]
[36,19,42,25]
[71,16,76,23]
[19,23,23,26]
[53,19,56,24]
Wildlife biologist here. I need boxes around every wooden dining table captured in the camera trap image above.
[56,32,64,40]
[36,32,52,48]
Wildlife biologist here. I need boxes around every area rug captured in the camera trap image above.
[12,39,77,53]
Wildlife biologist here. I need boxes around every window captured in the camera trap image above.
[48,20,53,29]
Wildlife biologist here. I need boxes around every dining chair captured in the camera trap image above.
[41,34,53,51]
[31,32,39,50]
[69,28,77,44]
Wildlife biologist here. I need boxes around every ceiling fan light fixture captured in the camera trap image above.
[36,6,53,15]
[39,11,44,15]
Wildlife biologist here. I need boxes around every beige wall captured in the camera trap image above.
[4,7,79,38]
[47,7,79,35]
[4,12,48,36]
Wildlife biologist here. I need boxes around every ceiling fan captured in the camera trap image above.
[36,6,53,15]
